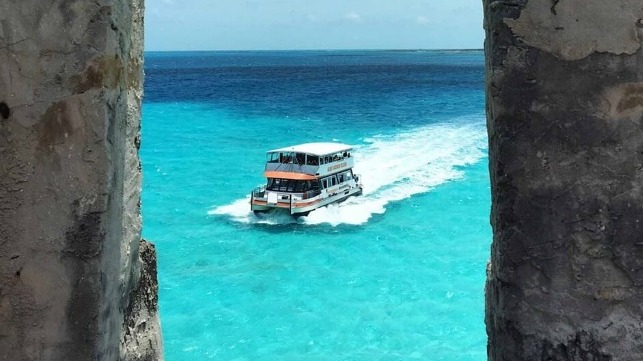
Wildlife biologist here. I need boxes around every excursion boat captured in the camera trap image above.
[250,142,363,217]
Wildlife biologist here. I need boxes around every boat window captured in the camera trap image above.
[280,152,294,164]
[296,153,305,165]
[338,174,344,183]
[270,179,278,190]
[269,178,281,190]
[279,179,290,191]
[344,171,352,180]
[324,156,329,164]
[331,176,337,186]
[306,155,319,166]
[268,178,315,192]
[267,153,279,163]
[322,179,328,189]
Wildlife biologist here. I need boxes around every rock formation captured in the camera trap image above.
[484,0,643,360]
[0,1,162,360]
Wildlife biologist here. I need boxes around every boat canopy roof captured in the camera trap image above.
[267,142,353,156]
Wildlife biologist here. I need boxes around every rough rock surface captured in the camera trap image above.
[484,0,643,360]
[121,240,163,361]
[0,0,162,360]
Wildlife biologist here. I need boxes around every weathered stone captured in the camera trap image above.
[121,240,163,361]
[504,0,641,61]
[485,0,643,360]
[0,0,161,360]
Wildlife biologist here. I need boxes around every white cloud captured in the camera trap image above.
[344,11,362,23]
[416,16,429,25]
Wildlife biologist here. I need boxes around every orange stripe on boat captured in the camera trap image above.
[264,171,317,180]
[293,199,320,207]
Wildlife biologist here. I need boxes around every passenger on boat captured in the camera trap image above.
[306,156,319,166]
[296,153,305,165]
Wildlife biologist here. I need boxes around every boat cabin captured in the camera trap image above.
[264,142,354,178]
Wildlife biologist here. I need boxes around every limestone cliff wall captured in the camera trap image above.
[484,0,643,360]
[0,1,162,360]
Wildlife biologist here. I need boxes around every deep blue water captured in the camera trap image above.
[142,50,490,360]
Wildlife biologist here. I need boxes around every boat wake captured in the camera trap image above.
[208,119,487,226]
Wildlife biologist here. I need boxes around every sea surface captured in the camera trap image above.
[142,50,491,361]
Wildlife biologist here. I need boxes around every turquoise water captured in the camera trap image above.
[142,50,490,360]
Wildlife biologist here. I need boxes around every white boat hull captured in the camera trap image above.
[251,185,362,217]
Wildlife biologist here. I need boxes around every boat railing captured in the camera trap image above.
[265,159,355,177]
[254,186,321,201]
[302,189,321,199]
[265,162,318,175]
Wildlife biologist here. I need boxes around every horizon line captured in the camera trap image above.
[144,48,484,53]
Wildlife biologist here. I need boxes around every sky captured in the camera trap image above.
[145,0,484,51]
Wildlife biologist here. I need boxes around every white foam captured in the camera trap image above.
[209,118,487,226]
[207,198,298,225]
